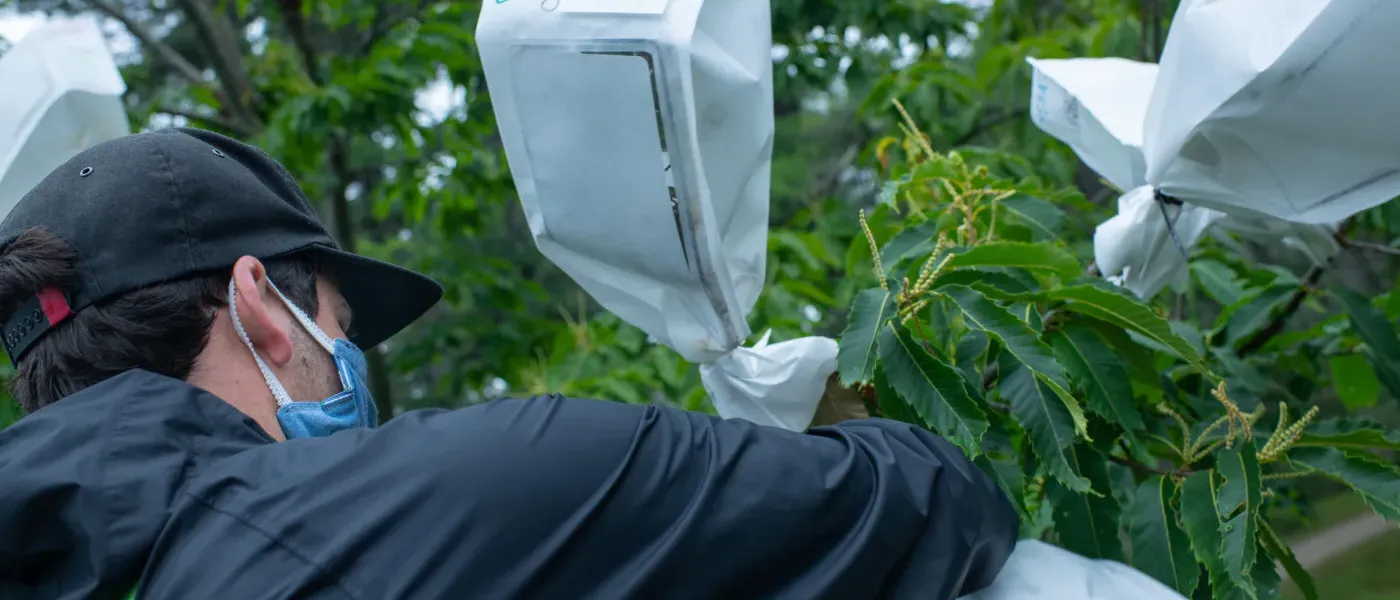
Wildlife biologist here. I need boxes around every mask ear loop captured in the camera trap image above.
[264,279,336,354]
[227,277,337,407]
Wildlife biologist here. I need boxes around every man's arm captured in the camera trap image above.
[163,395,1017,599]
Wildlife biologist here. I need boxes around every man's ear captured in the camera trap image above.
[231,256,295,366]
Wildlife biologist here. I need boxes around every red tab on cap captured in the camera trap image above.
[36,287,73,326]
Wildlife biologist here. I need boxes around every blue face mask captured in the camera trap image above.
[228,278,378,439]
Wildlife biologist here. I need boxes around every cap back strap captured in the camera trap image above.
[3,287,74,363]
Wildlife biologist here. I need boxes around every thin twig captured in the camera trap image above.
[82,0,207,88]
[1108,454,1190,478]
[1341,238,1400,257]
[155,106,252,137]
[175,0,263,130]
[1235,265,1323,356]
[953,109,1026,147]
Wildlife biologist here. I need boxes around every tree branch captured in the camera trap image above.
[274,0,322,84]
[1235,219,1357,357]
[83,0,206,88]
[174,0,263,131]
[354,0,431,57]
[155,106,252,136]
[1339,237,1400,257]
[1235,265,1324,357]
[953,108,1025,147]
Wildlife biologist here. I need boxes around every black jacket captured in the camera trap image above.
[0,370,1017,599]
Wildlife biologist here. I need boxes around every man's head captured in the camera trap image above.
[0,129,441,439]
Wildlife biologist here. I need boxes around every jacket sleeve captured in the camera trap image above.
[168,395,1017,600]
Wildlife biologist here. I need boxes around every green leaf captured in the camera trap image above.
[1260,518,1317,600]
[976,454,1026,518]
[1216,439,1262,598]
[1190,260,1248,306]
[998,354,1090,492]
[929,270,1032,297]
[945,242,1080,279]
[1042,284,1207,372]
[954,329,990,388]
[1335,286,1400,401]
[1048,325,1145,433]
[1223,284,1297,346]
[1179,471,1230,595]
[942,284,1088,438]
[1330,353,1381,409]
[1290,447,1400,523]
[1129,475,1199,596]
[1049,445,1122,560]
[876,323,989,454]
[1000,194,1065,242]
[838,289,897,386]
[873,368,920,426]
[879,219,941,270]
[1295,418,1400,451]
[1246,540,1281,600]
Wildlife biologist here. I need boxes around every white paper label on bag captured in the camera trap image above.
[1030,67,1080,144]
[560,0,668,15]
[511,46,694,284]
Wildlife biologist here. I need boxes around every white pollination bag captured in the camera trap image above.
[1147,0,1400,224]
[477,0,837,431]
[0,17,128,218]
[1028,53,1338,299]
[960,541,1186,600]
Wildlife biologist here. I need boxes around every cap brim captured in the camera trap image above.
[309,246,443,349]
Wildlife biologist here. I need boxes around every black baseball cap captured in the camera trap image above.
[0,127,443,362]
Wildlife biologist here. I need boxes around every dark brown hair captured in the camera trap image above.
[0,227,320,413]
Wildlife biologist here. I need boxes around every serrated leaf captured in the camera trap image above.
[838,289,897,386]
[1335,286,1400,401]
[1180,471,1230,595]
[1259,518,1316,600]
[1290,447,1400,522]
[998,354,1090,492]
[942,285,1088,438]
[1042,284,1207,372]
[1130,475,1199,595]
[1000,194,1066,241]
[945,242,1080,279]
[1048,325,1145,433]
[1080,317,1159,382]
[976,454,1026,518]
[876,323,988,454]
[1248,541,1281,600]
[873,368,920,426]
[1217,439,1262,597]
[954,329,989,389]
[879,219,941,270]
[1330,353,1381,409]
[1191,260,1248,306]
[1049,445,1122,560]
[1295,418,1400,451]
[929,270,1033,296]
[1223,284,1297,346]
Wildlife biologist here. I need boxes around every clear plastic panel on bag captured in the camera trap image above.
[478,0,837,430]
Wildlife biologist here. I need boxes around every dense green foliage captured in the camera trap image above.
[2,0,1400,597]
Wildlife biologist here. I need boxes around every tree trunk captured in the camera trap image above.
[327,135,397,423]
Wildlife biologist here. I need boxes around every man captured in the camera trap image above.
[0,128,1017,599]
